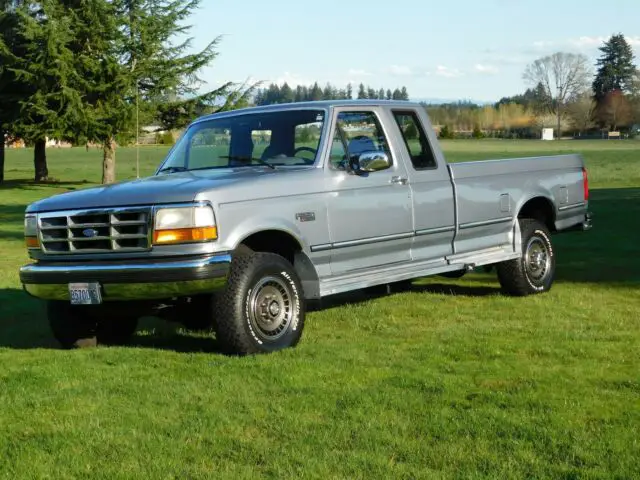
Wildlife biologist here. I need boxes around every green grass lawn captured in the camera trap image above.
[1,140,639,478]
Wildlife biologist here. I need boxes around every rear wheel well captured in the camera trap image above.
[518,197,555,232]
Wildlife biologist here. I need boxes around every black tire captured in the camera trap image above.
[47,301,139,348]
[496,218,556,296]
[214,252,305,355]
[47,301,97,349]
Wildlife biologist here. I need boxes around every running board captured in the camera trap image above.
[445,245,520,267]
[318,245,520,298]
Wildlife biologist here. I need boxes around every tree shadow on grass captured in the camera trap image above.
[0,178,90,190]
[552,187,640,285]
[310,282,501,312]
[0,288,223,352]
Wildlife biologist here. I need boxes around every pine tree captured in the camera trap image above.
[392,88,402,100]
[9,1,85,182]
[592,34,637,102]
[386,89,392,100]
[400,86,409,101]
[100,0,227,183]
[322,83,334,100]
[280,82,294,103]
[0,0,26,183]
[346,83,353,99]
[357,83,366,99]
[378,88,385,100]
[309,82,322,101]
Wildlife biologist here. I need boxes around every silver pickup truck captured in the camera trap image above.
[20,100,591,354]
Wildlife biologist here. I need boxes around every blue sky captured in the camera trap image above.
[187,0,640,102]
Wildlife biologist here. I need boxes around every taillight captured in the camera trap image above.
[582,167,589,201]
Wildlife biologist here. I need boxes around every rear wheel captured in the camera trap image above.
[214,252,305,355]
[496,218,555,296]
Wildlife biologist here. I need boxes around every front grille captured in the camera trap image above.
[38,207,151,254]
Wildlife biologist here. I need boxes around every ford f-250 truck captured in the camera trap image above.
[19,100,592,354]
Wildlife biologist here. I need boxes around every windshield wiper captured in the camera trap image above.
[157,165,188,174]
[219,155,276,170]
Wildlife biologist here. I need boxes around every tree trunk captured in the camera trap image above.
[34,138,49,182]
[0,128,5,184]
[556,106,561,140]
[102,136,116,184]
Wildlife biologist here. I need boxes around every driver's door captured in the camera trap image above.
[324,108,413,275]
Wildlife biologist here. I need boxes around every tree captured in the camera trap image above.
[346,83,352,99]
[9,1,86,182]
[323,82,335,100]
[100,0,227,184]
[597,89,633,130]
[0,0,25,183]
[592,34,636,103]
[280,82,294,103]
[309,82,322,101]
[400,86,409,101]
[438,125,454,139]
[567,91,596,134]
[357,83,366,99]
[523,52,590,139]
[392,88,402,100]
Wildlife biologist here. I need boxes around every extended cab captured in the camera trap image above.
[19,100,592,354]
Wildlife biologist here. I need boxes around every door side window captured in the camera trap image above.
[329,111,393,171]
[392,110,437,170]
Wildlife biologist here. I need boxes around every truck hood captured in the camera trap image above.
[26,168,285,213]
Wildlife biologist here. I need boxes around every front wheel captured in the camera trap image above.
[215,252,305,355]
[496,218,556,296]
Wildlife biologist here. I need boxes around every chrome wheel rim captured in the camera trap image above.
[249,275,295,341]
[524,236,551,283]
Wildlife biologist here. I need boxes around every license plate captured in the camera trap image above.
[69,282,102,305]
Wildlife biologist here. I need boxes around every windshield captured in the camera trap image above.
[158,109,326,173]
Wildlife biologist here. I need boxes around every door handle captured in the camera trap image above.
[390,176,408,185]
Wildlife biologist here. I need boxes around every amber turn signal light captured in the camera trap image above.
[153,226,217,245]
[25,236,40,249]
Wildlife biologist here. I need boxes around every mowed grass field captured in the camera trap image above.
[0,140,639,478]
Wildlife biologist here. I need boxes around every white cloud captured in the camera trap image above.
[474,63,499,74]
[569,36,607,48]
[347,68,372,77]
[624,36,640,46]
[435,65,463,78]
[533,40,554,48]
[387,65,413,76]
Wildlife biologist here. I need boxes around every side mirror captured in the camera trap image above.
[351,151,391,174]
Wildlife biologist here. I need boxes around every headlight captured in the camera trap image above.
[24,214,40,249]
[153,204,217,245]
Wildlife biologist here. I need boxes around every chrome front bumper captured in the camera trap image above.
[19,253,231,302]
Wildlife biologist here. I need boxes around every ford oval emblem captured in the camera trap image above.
[83,228,99,238]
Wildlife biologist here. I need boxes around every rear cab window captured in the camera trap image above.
[392,110,437,170]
